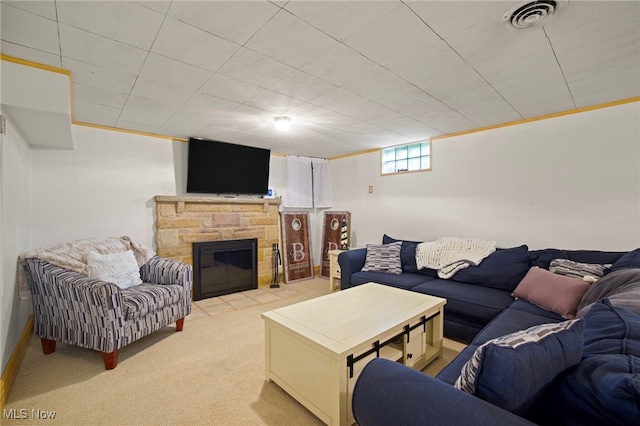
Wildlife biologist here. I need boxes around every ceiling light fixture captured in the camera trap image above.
[274,116,292,131]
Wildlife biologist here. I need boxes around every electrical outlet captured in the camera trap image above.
[368,185,373,194]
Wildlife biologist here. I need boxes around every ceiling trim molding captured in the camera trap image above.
[0,54,70,76]
[73,121,187,142]
[430,97,640,143]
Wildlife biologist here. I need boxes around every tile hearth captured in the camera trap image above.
[187,286,300,321]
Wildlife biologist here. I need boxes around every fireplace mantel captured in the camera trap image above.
[154,195,281,286]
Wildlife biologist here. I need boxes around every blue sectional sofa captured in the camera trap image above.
[339,235,625,342]
[340,236,640,425]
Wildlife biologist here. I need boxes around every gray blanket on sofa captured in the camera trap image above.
[577,269,640,317]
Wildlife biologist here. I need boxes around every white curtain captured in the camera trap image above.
[283,155,333,208]
[283,155,313,208]
[312,158,332,208]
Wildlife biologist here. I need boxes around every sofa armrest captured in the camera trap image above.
[24,258,126,352]
[338,248,367,289]
[352,358,536,426]
[140,256,192,293]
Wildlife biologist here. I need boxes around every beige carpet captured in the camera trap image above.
[4,278,464,425]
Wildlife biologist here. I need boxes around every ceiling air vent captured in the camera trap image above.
[502,0,568,30]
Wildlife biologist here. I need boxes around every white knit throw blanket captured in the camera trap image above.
[18,236,155,300]
[416,237,497,279]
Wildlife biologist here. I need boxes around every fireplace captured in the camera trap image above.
[192,238,258,301]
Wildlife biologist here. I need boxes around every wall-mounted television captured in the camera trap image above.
[186,138,271,195]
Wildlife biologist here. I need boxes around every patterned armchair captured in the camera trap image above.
[22,239,192,370]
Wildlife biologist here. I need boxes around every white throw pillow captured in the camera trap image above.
[87,250,142,289]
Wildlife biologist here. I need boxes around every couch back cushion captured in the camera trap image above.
[382,235,438,278]
[610,248,640,272]
[450,245,530,292]
[528,249,626,270]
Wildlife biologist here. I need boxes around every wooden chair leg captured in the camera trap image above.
[102,350,119,370]
[176,318,185,332]
[41,338,56,354]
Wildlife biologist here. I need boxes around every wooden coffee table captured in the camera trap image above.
[262,282,446,426]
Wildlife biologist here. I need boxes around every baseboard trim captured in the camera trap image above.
[0,315,34,411]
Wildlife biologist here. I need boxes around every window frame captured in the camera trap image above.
[380,140,432,176]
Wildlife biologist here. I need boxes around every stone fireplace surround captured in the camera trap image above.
[154,195,280,287]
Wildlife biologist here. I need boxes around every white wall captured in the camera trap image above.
[30,125,179,250]
[330,102,640,251]
[1,115,33,373]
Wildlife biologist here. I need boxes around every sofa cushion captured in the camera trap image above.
[450,245,529,292]
[412,279,514,323]
[455,319,584,416]
[351,271,432,290]
[122,284,183,320]
[512,267,590,319]
[582,299,640,357]
[610,248,640,272]
[533,354,640,426]
[472,300,563,345]
[361,242,402,275]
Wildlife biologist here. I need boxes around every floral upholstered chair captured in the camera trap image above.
[20,236,192,369]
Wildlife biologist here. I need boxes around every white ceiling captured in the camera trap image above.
[1,0,639,158]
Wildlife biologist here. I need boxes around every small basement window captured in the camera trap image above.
[381,141,431,175]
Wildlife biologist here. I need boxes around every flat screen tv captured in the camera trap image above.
[186,138,271,195]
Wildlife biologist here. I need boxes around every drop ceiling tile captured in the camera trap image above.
[72,83,129,109]
[311,88,396,122]
[178,92,240,117]
[284,0,400,41]
[288,103,360,130]
[268,70,337,102]
[56,1,164,50]
[72,99,121,126]
[1,4,60,55]
[117,106,172,131]
[406,1,509,39]
[569,68,640,108]
[445,17,548,64]
[246,11,336,69]
[245,90,304,115]
[344,6,441,67]
[368,112,442,141]
[440,86,521,126]
[1,41,62,68]
[200,74,263,104]
[217,48,295,89]
[207,104,271,133]
[138,53,213,91]
[301,43,379,86]
[136,1,171,15]
[128,77,194,105]
[59,24,147,75]
[62,58,137,94]
[543,1,639,37]
[342,68,417,104]
[167,1,279,45]
[151,17,240,72]
[384,41,468,88]
[417,66,488,100]
[473,38,559,85]
[4,0,57,20]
